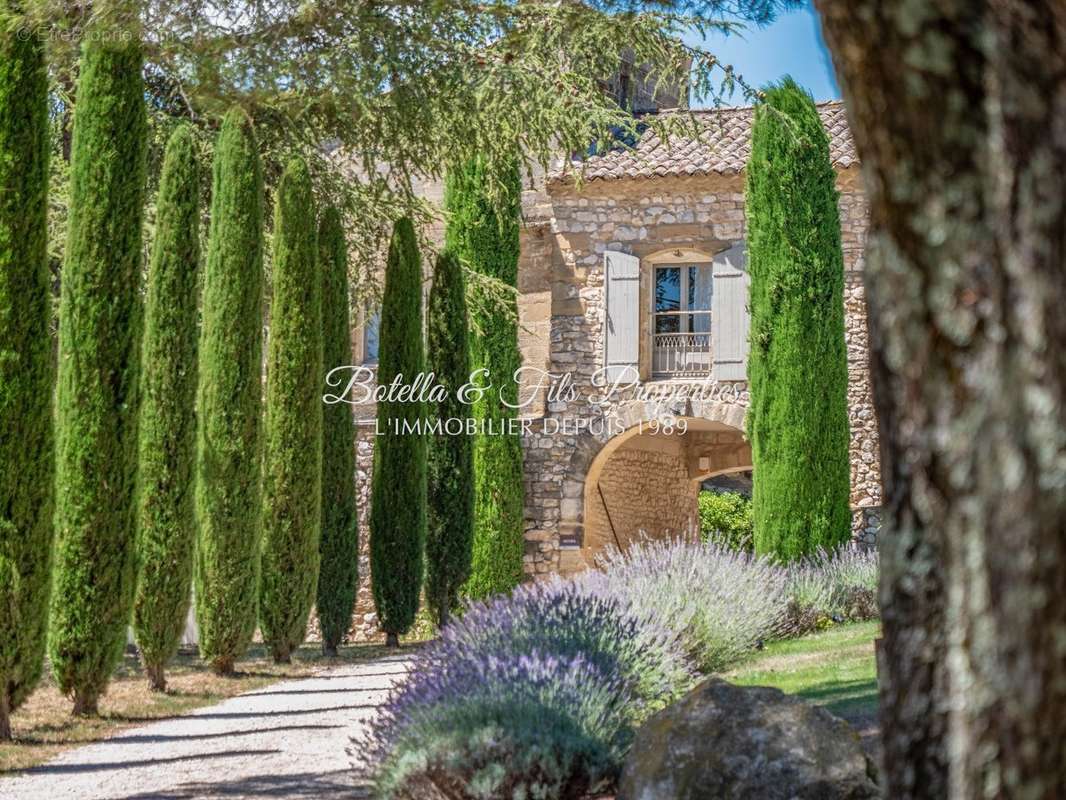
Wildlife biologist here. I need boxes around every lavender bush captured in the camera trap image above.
[363,582,694,799]
[364,650,632,799]
[784,544,879,635]
[585,539,789,672]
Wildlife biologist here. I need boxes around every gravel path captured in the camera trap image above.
[4,654,412,799]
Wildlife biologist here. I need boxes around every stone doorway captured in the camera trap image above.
[577,417,752,570]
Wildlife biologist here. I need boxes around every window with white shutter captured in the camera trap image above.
[603,251,641,382]
[710,242,750,382]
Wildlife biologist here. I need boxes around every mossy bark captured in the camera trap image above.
[195,107,264,675]
[49,34,147,717]
[0,27,53,740]
[132,124,201,693]
[260,158,323,664]
[817,1,1066,795]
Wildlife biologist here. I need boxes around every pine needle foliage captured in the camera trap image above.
[132,124,201,693]
[425,250,474,627]
[316,206,359,656]
[370,217,426,645]
[0,27,53,739]
[49,33,148,716]
[260,158,324,664]
[195,107,265,675]
[445,158,524,599]
[745,77,851,561]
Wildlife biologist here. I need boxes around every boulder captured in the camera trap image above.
[618,679,879,800]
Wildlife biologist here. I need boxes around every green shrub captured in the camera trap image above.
[49,34,148,716]
[132,124,201,692]
[746,77,851,561]
[260,158,323,663]
[444,158,525,599]
[316,206,359,656]
[370,217,426,645]
[425,250,474,627]
[195,107,264,675]
[0,27,53,738]
[697,490,754,552]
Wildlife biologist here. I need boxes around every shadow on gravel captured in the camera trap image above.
[110,703,379,723]
[114,768,370,799]
[5,748,279,776]
[92,723,344,745]
[243,686,398,697]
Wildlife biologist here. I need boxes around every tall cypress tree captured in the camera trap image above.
[370,217,426,647]
[746,78,851,561]
[425,250,474,627]
[260,158,323,663]
[132,124,201,692]
[444,159,524,598]
[49,32,148,716]
[195,107,264,675]
[0,26,53,739]
[316,207,359,656]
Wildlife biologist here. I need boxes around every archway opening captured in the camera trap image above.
[578,417,752,570]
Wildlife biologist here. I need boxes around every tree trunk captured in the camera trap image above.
[385,631,400,648]
[211,656,236,677]
[815,1,1066,797]
[146,662,167,693]
[0,690,11,741]
[72,688,98,717]
[272,645,291,665]
[322,641,338,658]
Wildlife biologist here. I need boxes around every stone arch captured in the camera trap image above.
[556,399,751,574]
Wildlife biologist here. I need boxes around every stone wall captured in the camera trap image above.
[583,438,699,558]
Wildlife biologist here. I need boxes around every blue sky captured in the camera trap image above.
[684,2,840,106]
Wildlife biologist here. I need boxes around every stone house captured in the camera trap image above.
[342,100,882,636]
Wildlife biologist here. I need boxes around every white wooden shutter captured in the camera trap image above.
[711,243,750,382]
[603,251,641,382]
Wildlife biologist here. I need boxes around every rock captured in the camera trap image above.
[618,679,879,800]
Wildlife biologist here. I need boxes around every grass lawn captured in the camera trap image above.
[0,640,395,776]
[726,621,881,735]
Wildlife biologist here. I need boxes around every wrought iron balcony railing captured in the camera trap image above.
[652,331,712,378]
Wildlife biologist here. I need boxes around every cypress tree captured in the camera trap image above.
[49,33,148,716]
[316,207,359,656]
[132,124,201,692]
[425,250,474,627]
[260,158,323,663]
[444,159,524,598]
[746,78,852,561]
[195,107,264,675]
[370,217,426,647]
[0,26,53,739]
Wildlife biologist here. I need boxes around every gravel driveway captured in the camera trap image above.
[3,654,412,799]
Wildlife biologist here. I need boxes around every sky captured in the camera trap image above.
[684,1,841,107]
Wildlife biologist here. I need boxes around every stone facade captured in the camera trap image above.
[338,103,884,640]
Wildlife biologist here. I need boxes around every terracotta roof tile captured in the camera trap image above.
[548,101,856,184]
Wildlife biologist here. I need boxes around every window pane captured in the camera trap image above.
[690,264,713,311]
[365,309,380,363]
[655,314,680,334]
[655,267,681,313]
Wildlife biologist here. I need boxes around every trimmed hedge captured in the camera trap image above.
[260,157,323,663]
[316,206,359,656]
[195,107,265,675]
[746,78,852,561]
[0,27,53,737]
[369,217,426,645]
[49,35,148,716]
[132,124,201,692]
[444,159,525,599]
[425,250,474,627]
